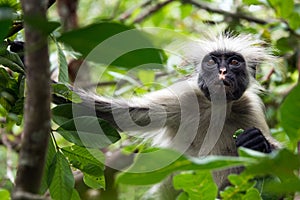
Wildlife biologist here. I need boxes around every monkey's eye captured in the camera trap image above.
[230,59,239,66]
[207,59,216,66]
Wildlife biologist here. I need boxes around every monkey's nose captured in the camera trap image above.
[219,67,227,74]
[219,67,227,80]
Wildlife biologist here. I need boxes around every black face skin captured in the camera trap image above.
[198,51,249,101]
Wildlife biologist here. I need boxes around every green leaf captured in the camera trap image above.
[40,137,57,194]
[48,151,75,200]
[138,70,155,86]
[0,50,24,74]
[228,174,256,191]
[58,22,163,68]
[287,12,300,31]
[280,84,300,143]
[220,187,244,200]
[176,192,189,200]
[242,0,264,5]
[0,188,10,200]
[0,7,13,40]
[24,16,60,35]
[56,116,120,148]
[52,103,93,126]
[71,189,81,200]
[243,148,300,176]
[56,42,69,83]
[243,188,261,200]
[52,83,82,103]
[268,0,294,18]
[180,4,193,19]
[117,148,255,185]
[61,145,105,176]
[173,171,218,200]
[83,173,106,189]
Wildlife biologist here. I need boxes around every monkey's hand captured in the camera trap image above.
[235,128,272,153]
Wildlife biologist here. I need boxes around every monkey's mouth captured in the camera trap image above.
[213,79,232,88]
[222,79,231,87]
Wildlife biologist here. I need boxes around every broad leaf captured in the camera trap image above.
[52,103,94,126]
[173,171,218,200]
[61,145,104,176]
[0,188,10,200]
[52,83,82,103]
[0,7,13,41]
[280,84,300,144]
[58,22,163,68]
[83,173,106,189]
[56,116,120,148]
[117,148,254,185]
[0,50,24,74]
[48,151,74,200]
[24,16,60,35]
[268,0,294,18]
[56,42,69,83]
[71,189,81,200]
[40,137,57,194]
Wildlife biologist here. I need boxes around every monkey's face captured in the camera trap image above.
[198,51,249,101]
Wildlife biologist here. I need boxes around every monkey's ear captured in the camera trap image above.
[248,64,257,78]
[235,127,272,153]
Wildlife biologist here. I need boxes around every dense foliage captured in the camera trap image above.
[0,0,299,199]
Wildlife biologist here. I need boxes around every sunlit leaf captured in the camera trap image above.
[83,173,106,189]
[117,148,254,185]
[56,42,69,83]
[138,70,155,86]
[280,84,300,143]
[61,145,104,176]
[0,188,10,200]
[173,171,218,200]
[268,0,294,18]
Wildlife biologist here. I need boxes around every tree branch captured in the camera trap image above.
[119,0,153,22]
[7,0,56,38]
[133,0,174,23]
[13,0,51,199]
[181,0,269,25]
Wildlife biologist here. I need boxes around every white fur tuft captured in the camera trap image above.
[185,33,275,71]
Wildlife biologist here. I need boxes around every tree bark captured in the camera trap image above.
[13,0,51,199]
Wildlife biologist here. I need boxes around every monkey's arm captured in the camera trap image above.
[235,128,273,153]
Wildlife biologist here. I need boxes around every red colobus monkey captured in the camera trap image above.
[53,33,280,199]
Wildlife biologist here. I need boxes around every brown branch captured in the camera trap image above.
[13,0,51,199]
[181,0,269,25]
[7,0,56,38]
[119,0,153,22]
[57,0,78,31]
[133,0,174,23]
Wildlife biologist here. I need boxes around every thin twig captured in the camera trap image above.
[119,0,153,21]
[261,67,275,83]
[133,0,174,23]
[181,0,269,25]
